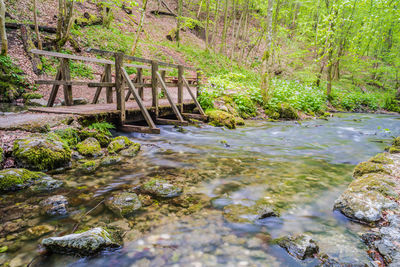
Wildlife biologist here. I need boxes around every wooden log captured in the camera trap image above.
[92,66,108,104]
[151,60,159,116]
[156,118,188,126]
[31,49,114,65]
[61,58,73,106]
[6,22,57,33]
[150,10,177,17]
[182,113,208,121]
[105,64,113,103]
[115,53,125,125]
[119,125,160,134]
[178,65,184,112]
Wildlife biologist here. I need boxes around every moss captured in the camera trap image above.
[8,122,50,133]
[235,117,245,126]
[54,128,81,148]
[77,160,99,174]
[265,109,280,120]
[120,143,141,157]
[392,137,400,147]
[76,138,102,158]
[107,136,133,154]
[100,156,122,166]
[0,168,43,191]
[79,129,111,147]
[0,147,3,164]
[277,103,299,120]
[141,179,183,198]
[206,110,237,129]
[353,161,390,178]
[13,134,71,171]
[369,153,394,164]
[22,92,43,100]
[389,146,400,154]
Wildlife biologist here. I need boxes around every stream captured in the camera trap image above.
[3,113,400,266]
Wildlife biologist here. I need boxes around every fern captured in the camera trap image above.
[88,122,115,136]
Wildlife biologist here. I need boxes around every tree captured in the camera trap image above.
[205,0,210,50]
[55,0,75,50]
[177,0,183,47]
[131,0,148,56]
[260,0,274,103]
[33,0,42,50]
[0,0,7,55]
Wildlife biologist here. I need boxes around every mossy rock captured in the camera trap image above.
[107,136,133,154]
[23,225,55,240]
[141,179,183,198]
[76,138,103,158]
[120,143,141,157]
[105,192,142,218]
[77,160,99,174]
[54,128,81,148]
[353,161,390,178]
[277,103,299,120]
[223,203,280,223]
[13,134,71,171]
[369,153,394,164]
[100,156,122,166]
[22,92,43,100]
[276,234,319,260]
[0,168,42,191]
[392,137,400,147]
[265,108,280,120]
[389,146,400,154]
[78,129,111,147]
[235,117,245,126]
[206,110,237,129]
[8,122,51,133]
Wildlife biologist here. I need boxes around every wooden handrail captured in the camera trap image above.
[183,77,205,116]
[31,49,114,65]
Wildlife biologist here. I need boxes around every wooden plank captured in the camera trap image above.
[115,53,125,125]
[105,64,113,103]
[119,124,160,134]
[151,61,159,116]
[92,66,107,104]
[121,68,158,130]
[61,58,73,106]
[47,67,62,107]
[36,80,115,87]
[178,65,184,112]
[156,118,188,126]
[183,77,206,116]
[156,71,185,122]
[31,49,114,65]
[182,113,208,121]
[89,82,115,87]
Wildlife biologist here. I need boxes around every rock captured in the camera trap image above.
[141,179,183,198]
[77,160,99,174]
[78,129,111,147]
[105,192,142,217]
[13,134,71,171]
[61,97,89,106]
[120,143,141,157]
[353,161,390,178]
[100,156,122,166]
[206,110,237,129]
[0,168,60,192]
[54,127,81,147]
[107,136,133,154]
[40,195,68,216]
[41,227,120,256]
[23,225,55,240]
[255,205,279,219]
[26,98,47,107]
[334,173,398,224]
[277,103,299,120]
[76,137,103,158]
[277,234,319,260]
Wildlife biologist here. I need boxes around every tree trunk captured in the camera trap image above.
[230,5,243,59]
[177,0,183,47]
[0,0,7,55]
[33,0,42,50]
[261,0,274,103]
[131,0,148,56]
[56,0,75,50]
[205,0,210,50]
[219,0,229,54]
[210,0,220,49]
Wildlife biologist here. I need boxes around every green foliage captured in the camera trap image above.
[0,55,29,102]
[88,122,115,136]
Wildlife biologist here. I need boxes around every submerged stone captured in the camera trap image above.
[77,160,99,174]
[277,234,319,260]
[76,137,103,158]
[40,195,69,216]
[28,175,63,193]
[206,110,237,129]
[120,143,141,157]
[13,134,71,171]
[141,179,183,198]
[107,136,134,154]
[105,192,142,217]
[100,156,122,166]
[42,227,120,256]
[334,173,398,224]
[23,225,55,240]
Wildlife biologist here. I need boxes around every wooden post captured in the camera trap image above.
[151,60,159,116]
[115,53,125,125]
[178,65,184,112]
[196,69,202,98]
[47,66,62,107]
[137,68,143,100]
[161,70,166,82]
[61,58,73,106]
[105,64,113,103]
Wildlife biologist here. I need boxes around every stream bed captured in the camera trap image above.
[3,113,400,267]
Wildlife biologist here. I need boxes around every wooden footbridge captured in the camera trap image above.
[29,48,206,134]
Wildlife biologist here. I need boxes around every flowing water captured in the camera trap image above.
[3,113,400,267]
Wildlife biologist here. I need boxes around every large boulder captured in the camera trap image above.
[40,195,69,216]
[78,129,111,148]
[107,136,134,154]
[277,103,299,120]
[141,179,183,198]
[0,168,62,192]
[13,134,71,171]
[105,192,142,218]
[120,143,141,157]
[277,234,319,260]
[206,110,237,129]
[41,227,120,256]
[76,138,103,158]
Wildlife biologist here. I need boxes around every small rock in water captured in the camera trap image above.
[141,179,183,198]
[41,227,120,256]
[105,192,142,218]
[40,195,68,216]
[23,224,55,240]
[28,175,63,193]
[277,234,319,260]
[256,205,279,219]
[100,156,122,166]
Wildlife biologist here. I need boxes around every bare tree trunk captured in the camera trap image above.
[261,0,274,103]
[219,0,229,54]
[33,0,42,50]
[230,5,243,59]
[0,0,7,55]
[196,0,203,18]
[205,0,210,50]
[56,0,75,50]
[131,0,148,56]
[177,0,183,47]
[210,0,220,49]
